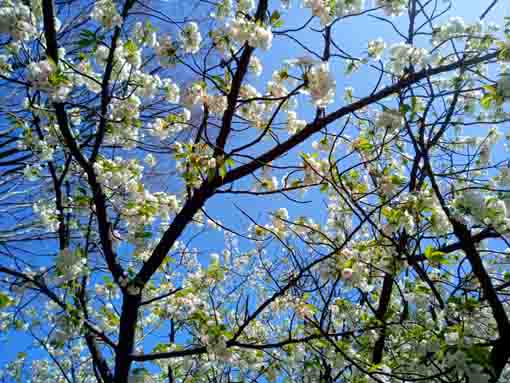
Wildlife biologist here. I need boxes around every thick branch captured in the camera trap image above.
[372,274,393,364]
[41,0,124,284]
[222,50,499,186]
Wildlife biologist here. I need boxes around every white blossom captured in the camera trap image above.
[180,22,202,54]
[91,0,122,29]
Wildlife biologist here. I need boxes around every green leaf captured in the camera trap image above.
[135,231,152,239]
[219,165,227,179]
[77,30,97,48]
[0,292,12,309]
[353,137,373,151]
[211,75,226,91]
[480,93,494,109]
[124,39,138,55]
[273,19,284,28]
[48,70,69,86]
[483,84,497,95]
[400,104,411,115]
[391,175,406,185]
[465,344,492,371]
[425,245,447,264]
[270,10,281,26]
[345,60,361,75]
[225,158,235,168]
[153,343,171,353]
[78,38,95,48]
[131,367,149,377]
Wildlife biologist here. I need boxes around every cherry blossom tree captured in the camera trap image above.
[1,0,510,382]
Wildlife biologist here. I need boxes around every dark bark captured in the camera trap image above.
[113,293,141,382]
[372,274,393,364]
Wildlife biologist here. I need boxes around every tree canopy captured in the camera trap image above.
[1,0,510,382]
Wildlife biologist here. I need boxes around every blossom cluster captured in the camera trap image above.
[431,17,496,44]
[54,248,86,285]
[107,95,142,147]
[303,0,364,25]
[388,42,430,74]
[375,0,407,16]
[0,0,37,41]
[148,110,191,140]
[93,157,180,237]
[136,22,202,68]
[303,0,408,25]
[283,58,336,107]
[374,109,404,134]
[33,200,60,232]
[91,0,122,29]
[180,22,202,54]
[226,16,273,50]
[305,63,336,107]
[453,189,510,233]
[368,38,386,60]
[28,60,73,102]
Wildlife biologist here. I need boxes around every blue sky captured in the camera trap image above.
[203,0,509,254]
[2,0,510,379]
